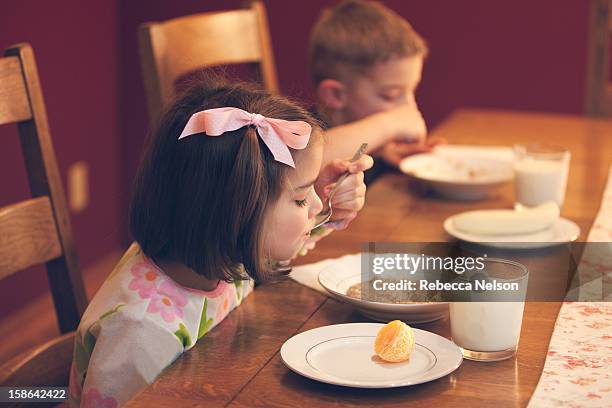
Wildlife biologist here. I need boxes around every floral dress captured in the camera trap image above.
[69,243,254,407]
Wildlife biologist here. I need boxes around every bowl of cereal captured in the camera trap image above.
[399,146,513,200]
[318,255,448,324]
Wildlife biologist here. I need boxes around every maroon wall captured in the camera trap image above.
[1,0,590,318]
[119,0,589,225]
[0,0,121,316]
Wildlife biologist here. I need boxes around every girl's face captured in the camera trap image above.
[263,142,324,261]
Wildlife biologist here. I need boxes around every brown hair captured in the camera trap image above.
[130,79,321,283]
[309,0,428,84]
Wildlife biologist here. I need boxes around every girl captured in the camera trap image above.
[69,81,372,407]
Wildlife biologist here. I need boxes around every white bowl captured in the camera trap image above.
[318,258,448,324]
[399,152,513,200]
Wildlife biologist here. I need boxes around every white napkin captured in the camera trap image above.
[289,253,361,294]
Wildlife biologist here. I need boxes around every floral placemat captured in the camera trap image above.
[528,165,612,407]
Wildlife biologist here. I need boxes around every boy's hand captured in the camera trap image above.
[376,137,446,167]
[315,154,374,229]
[378,104,428,144]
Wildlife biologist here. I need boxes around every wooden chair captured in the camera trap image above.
[585,0,612,116]
[0,43,87,387]
[138,1,279,127]
[0,332,74,387]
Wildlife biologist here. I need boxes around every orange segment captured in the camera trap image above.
[374,320,415,363]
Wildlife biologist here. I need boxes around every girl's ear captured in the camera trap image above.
[316,79,347,110]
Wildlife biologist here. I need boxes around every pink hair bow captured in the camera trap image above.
[178,107,312,167]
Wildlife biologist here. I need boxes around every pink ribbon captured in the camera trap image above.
[178,107,312,167]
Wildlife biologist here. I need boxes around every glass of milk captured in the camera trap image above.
[513,144,570,208]
[449,258,529,362]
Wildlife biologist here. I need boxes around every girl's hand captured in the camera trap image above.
[315,154,374,229]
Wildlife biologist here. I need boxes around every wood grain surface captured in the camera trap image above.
[127,109,612,407]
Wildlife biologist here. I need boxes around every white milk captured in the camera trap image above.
[514,157,569,207]
[449,302,525,352]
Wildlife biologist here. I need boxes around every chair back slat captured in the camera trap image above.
[159,10,261,74]
[0,332,74,387]
[0,43,87,333]
[139,1,279,126]
[0,57,32,125]
[0,197,63,280]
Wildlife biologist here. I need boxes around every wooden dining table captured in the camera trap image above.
[126,109,612,407]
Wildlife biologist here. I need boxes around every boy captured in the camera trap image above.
[310,0,443,182]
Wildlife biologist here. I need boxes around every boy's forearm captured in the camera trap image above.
[322,113,392,164]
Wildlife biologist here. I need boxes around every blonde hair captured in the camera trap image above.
[309,0,428,84]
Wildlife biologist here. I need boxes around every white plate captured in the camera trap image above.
[318,256,448,324]
[281,323,462,388]
[399,153,513,200]
[443,216,581,249]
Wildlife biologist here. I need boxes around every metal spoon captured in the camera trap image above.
[312,143,368,230]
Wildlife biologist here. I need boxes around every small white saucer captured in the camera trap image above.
[443,216,581,249]
[281,323,462,388]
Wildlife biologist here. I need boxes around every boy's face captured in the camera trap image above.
[340,55,423,122]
